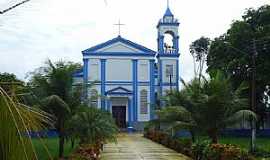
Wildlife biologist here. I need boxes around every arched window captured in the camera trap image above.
[164,31,175,54]
[140,89,148,114]
[90,89,98,107]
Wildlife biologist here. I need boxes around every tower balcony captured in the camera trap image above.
[164,48,177,54]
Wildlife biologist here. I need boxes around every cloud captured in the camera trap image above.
[0,0,268,81]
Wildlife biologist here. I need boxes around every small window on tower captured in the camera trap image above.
[165,65,173,78]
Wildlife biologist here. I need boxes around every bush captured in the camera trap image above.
[69,144,102,160]
[144,130,192,157]
[191,142,256,160]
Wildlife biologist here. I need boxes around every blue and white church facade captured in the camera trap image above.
[73,6,180,130]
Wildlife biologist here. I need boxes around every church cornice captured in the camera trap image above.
[82,36,156,55]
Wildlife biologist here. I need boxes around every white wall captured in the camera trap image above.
[162,59,177,83]
[106,59,132,81]
[138,60,149,82]
[88,59,100,81]
[96,42,141,53]
[159,25,178,37]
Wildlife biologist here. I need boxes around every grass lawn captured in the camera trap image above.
[219,137,270,152]
[32,138,78,160]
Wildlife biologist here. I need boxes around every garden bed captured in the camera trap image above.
[144,130,256,160]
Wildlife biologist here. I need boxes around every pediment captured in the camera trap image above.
[106,87,132,95]
[96,42,141,53]
[82,36,156,55]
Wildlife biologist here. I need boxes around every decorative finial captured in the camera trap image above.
[114,19,125,36]
[167,0,169,8]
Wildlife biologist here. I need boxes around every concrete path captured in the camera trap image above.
[101,133,191,160]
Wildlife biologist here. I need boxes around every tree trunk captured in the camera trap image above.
[190,130,196,143]
[59,120,65,158]
[71,139,75,149]
[208,129,218,144]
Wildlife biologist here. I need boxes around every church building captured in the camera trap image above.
[73,5,180,130]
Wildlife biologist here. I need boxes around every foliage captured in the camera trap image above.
[32,137,78,160]
[28,59,81,102]
[159,71,256,143]
[0,87,51,160]
[28,59,82,158]
[68,106,118,159]
[203,144,255,160]
[190,37,210,79]
[207,5,270,127]
[144,130,193,157]
[0,72,24,95]
[70,106,118,145]
[191,140,210,160]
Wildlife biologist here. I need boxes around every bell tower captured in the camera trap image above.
[156,4,180,102]
[157,5,179,55]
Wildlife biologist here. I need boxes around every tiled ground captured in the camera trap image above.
[101,133,191,160]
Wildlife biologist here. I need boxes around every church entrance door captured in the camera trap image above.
[112,106,126,128]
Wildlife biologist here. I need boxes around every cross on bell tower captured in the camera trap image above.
[114,20,125,36]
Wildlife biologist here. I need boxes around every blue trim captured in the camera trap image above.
[100,59,106,110]
[157,23,180,28]
[128,98,132,126]
[83,52,155,57]
[82,35,156,54]
[83,59,89,99]
[157,53,180,57]
[162,82,178,86]
[149,60,155,120]
[106,86,132,95]
[159,59,163,98]
[164,7,174,17]
[158,35,164,53]
[106,99,110,111]
[176,59,179,91]
[132,60,138,122]
[72,68,83,77]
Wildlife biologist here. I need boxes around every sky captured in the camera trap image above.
[0,0,269,82]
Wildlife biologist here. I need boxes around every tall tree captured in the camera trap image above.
[190,37,210,81]
[28,59,81,158]
[207,5,270,128]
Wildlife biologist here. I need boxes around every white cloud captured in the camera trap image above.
[0,0,268,81]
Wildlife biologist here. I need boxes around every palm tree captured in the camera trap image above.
[0,87,51,160]
[42,95,70,158]
[158,71,256,143]
[28,59,81,158]
[71,106,118,145]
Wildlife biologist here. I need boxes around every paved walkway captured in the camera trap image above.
[101,133,191,160]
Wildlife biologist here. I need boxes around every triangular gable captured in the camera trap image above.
[82,36,156,55]
[96,42,141,53]
[106,87,132,95]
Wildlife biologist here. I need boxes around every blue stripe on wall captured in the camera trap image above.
[176,59,179,91]
[101,59,106,110]
[128,98,131,126]
[149,60,155,120]
[159,59,163,98]
[83,59,89,99]
[132,59,138,122]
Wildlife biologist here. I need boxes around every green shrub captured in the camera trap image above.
[191,141,256,160]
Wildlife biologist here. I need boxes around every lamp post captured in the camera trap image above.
[223,40,257,152]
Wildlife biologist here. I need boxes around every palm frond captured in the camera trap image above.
[225,110,257,126]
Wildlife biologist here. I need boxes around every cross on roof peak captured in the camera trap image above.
[114,20,125,36]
